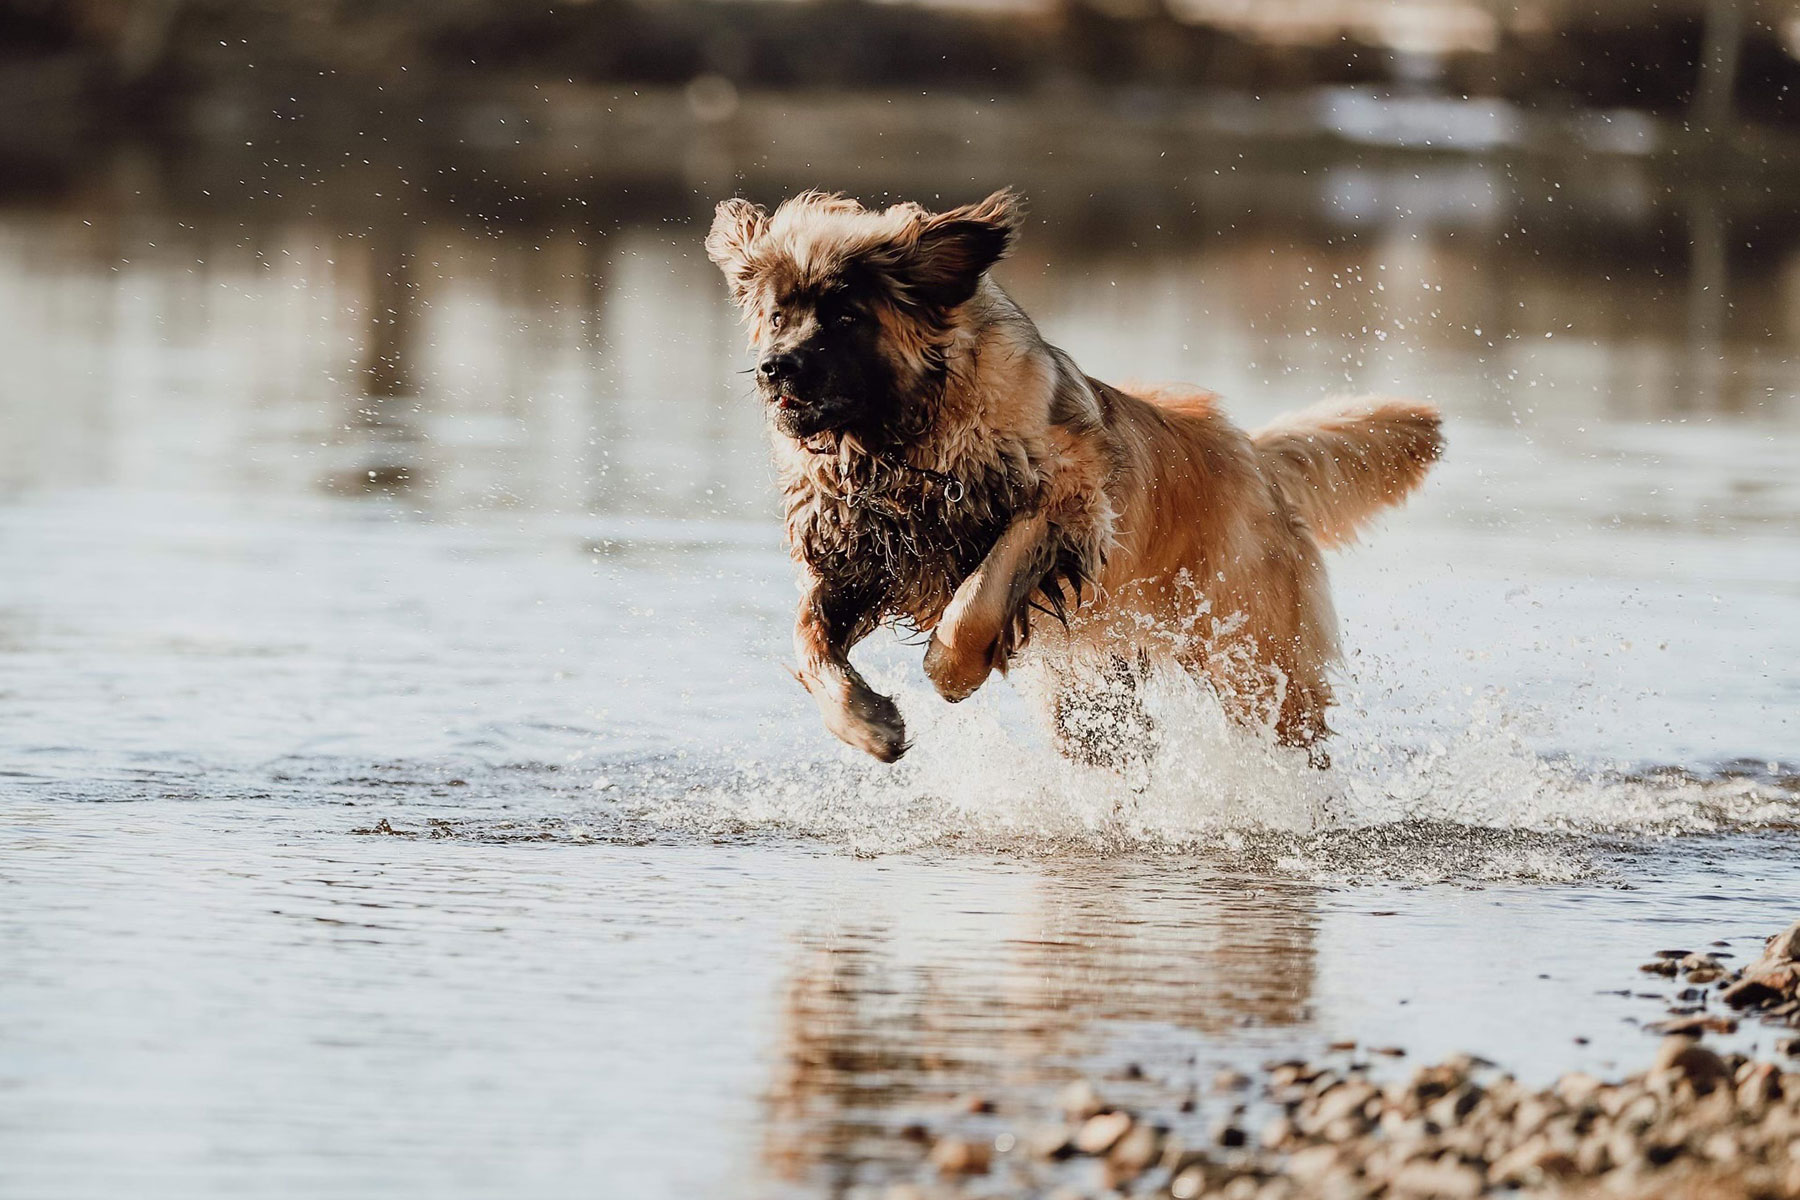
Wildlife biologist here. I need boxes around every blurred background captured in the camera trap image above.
[3,0,1798,514]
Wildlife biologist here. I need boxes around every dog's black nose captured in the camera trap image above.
[758,351,801,383]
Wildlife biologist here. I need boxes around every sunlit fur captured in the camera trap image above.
[707,189,1443,766]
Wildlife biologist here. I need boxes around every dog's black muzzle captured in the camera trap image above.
[760,350,856,437]
[768,390,856,438]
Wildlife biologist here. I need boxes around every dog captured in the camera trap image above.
[706,189,1441,767]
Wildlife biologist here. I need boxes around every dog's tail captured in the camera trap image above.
[1252,396,1443,549]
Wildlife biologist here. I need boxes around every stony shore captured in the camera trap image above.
[887,921,1800,1200]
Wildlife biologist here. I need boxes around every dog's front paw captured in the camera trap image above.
[923,633,995,703]
[820,683,909,762]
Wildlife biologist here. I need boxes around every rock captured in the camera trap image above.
[1425,1084,1486,1128]
[1213,1068,1252,1092]
[1555,1072,1603,1106]
[1026,1123,1075,1160]
[928,1136,991,1175]
[1736,1061,1780,1110]
[1406,1062,1468,1106]
[1649,1036,1731,1094]
[1721,975,1788,1009]
[1311,1081,1378,1129]
[1221,1177,1262,1200]
[952,1092,994,1114]
[1766,919,1800,962]
[1389,1158,1484,1199]
[1640,960,1680,976]
[1285,1144,1342,1182]
[1170,1165,1210,1200]
[1488,1135,1576,1186]
[1648,1014,1739,1036]
[1072,1111,1132,1156]
[1267,1062,1315,1089]
[1056,1079,1104,1120]
[1106,1122,1162,1181]
[1261,1115,1297,1150]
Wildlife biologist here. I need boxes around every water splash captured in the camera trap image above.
[622,660,1796,880]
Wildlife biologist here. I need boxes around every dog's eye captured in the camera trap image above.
[834,309,860,328]
[769,311,785,330]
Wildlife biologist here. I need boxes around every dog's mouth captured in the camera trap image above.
[769,389,853,435]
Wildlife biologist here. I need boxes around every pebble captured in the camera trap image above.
[1106,1121,1162,1180]
[1390,1158,1484,1198]
[1713,919,1800,1016]
[1072,1110,1132,1155]
[1647,1014,1738,1036]
[1055,1079,1103,1120]
[1649,1036,1731,1093]
[1170,1164,1209,1199]
[927,1136,991,1175]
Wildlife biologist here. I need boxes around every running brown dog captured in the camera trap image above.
[706,189,1442,766]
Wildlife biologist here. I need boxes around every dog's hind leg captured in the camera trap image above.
[794,578,908,762]
[1047,655,1157,780]
[1193,648,1334,769]
[1274,666,1333,769]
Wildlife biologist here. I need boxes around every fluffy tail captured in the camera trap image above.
[1252,396,1443,549]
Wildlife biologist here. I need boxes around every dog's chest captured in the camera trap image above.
[786,459,1017,624]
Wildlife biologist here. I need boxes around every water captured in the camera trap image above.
[2,131,1798,1197]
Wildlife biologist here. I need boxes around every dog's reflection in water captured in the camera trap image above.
[757,869,1320,1190]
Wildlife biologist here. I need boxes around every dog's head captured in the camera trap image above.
[706,189,1021,441]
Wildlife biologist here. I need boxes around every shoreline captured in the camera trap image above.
[887,922,1800,1198]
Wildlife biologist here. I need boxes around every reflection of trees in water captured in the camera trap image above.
[759,869,1318,1194]
[2,141,1796,505]
[330,225,424,497]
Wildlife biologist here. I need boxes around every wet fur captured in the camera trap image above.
[707,189,1443,765]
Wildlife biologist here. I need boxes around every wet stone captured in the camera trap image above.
[1072,1110,1132,1155]
[1056,1079,1104,1120]
[928,1136,991,1175]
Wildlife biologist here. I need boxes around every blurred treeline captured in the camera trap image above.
[3,0,1799,135]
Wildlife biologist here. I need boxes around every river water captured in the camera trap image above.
[1,125,1797,1197]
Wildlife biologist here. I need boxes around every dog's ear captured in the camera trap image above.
[705,197,769,299]
[901,189,1023,310]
